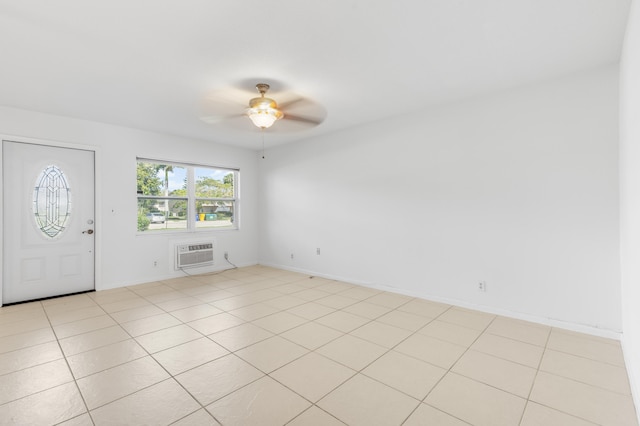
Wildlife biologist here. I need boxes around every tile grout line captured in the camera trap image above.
[42,296,98,426]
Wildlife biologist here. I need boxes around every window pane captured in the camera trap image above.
[137,162,187,197]
[33,165,71,239]
[137,198,188,232]
[195,167,234,198]
[195,200,235,229]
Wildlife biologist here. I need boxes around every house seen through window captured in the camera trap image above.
[136,159,237,232]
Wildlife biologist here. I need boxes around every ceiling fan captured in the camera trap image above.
[199,83,326,132]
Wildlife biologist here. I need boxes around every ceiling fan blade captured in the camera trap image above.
[279,97,312,109]
[199,113,245,124]
[284,113,324,125]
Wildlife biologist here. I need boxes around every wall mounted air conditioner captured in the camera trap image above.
[175,242,214,269]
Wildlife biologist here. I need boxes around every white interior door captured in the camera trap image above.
[2,140,95,304]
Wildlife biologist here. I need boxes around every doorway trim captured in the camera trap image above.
[0,134,102,307]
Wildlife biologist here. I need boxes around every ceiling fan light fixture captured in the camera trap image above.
[246,83,284,129]
[246,101,283,129]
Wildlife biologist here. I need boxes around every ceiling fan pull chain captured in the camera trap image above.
[261,129,265,159]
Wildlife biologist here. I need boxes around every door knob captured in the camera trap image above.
[83,229,94,234]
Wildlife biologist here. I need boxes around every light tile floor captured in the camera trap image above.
[0,265,638,425]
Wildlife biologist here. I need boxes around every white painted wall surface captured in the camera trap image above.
[259,65,621,333]
[0,106,259,292]
[620,0,640,419]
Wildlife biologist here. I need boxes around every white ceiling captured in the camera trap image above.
[0,0,631,150]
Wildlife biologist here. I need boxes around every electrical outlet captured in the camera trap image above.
[478,281,487,292]
[316,248,321,255]
[290,253,294,260]
[153,260,158,267]
[224,251,229,260]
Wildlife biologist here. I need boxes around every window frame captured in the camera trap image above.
[136,158,239,234]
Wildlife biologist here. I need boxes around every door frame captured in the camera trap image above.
[0,134,102,307]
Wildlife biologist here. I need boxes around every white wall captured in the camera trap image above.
[259,65,621,334]
[0,106,260,293]
[620,0,640,418]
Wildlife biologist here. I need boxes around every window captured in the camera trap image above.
[136,159,237,233]
[34,164,71,239]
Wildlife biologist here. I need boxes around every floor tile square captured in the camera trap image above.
[134,324,202,353]
[0,359,74,405]
[338,287,381,301]
[228,302,280,321]
[315,294,359,309]
[144,290,186,304]
[0,316,53,338]
[0,327,56,354]
[437,307,495,331]
[451,349,537,398]
[208,322,274,352]
[316,334,388,370]
[540,349,631,394]
[342,301,392,319]
[155,296,203,312]
[471,332,544,368]
[318,373,420,426]
[520,401,599,426]
[171,409,220,426]
[235,335,308,373]
[418,319,482,347]
[193,288,235,303]
[47,305,106,326]
[58,325,130,356]
[486,317,550,347]
[287,406,346,426]
[376,309,432,331]
[403,403,469,426]
[99,297,152,314]
[176,354,263,405]
[365,292,413,309]
[56,413,93,426]
[120,313,182,337]
[252,311,308,333]
[152,337,229,375]
[546,329,626,366]
[76,356,169,410]
[529,371,637,426]
[350,320,412,348]
[287,302,336,320]
[394,333,467,369]
[169,303,223,322]
[315,310,370,333]
[187,312,245,335]
[397,299,450,318]
[42,294,95,310]
[53,314,117,339]
[90,379,200,425]
[108,304,165,323]
[0,341,63,375]
[206,376,311,426]
[362,350,446,399]
[263,295,306,310]
[425,373,526,426]
[0,308,47,328]
[271,352,356,402]
[0,382,86,425]
[294,288,332,302]
[281,321,343,350]
[67,339,147,378]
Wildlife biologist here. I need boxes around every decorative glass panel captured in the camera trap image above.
[33,165,71,238]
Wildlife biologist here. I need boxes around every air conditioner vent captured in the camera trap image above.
[176,242,214,269]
